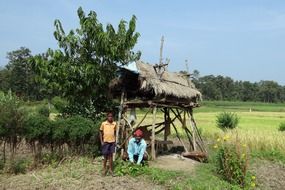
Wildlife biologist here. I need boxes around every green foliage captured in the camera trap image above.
[278,122,285,132]
[8,158,29,174]
[33,7,140,119]
[216,112,239,130]
[0,69,10,92]
[51,96,68,114]
[51,118,68,147]
[37,105,50,117]
[41,152,62,167]
[4,47,44,100]
[215,138,255,188]
[0,91,25,159]
[251,149,285,165]
[194,73,285,103]
[23,114,52,145]
[115,160,147,177]
[65,116,95,147]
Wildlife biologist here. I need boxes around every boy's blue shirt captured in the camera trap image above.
[127,137,147,164]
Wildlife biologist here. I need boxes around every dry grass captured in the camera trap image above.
[136,110,285,153]
[0,157,164,190]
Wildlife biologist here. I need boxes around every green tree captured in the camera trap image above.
[5,47,43,100]
[258,80,280,103]
[6,47,32,98]
[0,68,10,92]
[34,7,141,119]
[0,91,25,162]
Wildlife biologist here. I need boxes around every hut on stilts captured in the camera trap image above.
[110,60,207,161]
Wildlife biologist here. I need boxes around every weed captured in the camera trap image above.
[216,112,239,130]
[8,158,29,174]
[214,135,256,188]
[278,121,285,132]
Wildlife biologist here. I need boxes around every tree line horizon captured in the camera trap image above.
[0,6,284,109]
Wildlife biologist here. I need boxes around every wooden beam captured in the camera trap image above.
[171,122,189,153]
[188,110,207,153]
[151,106,157,159]
[133,107,152,129]
[114,91,125,159]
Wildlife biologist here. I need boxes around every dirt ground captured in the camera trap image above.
[251,160,285,190]
[149,154,199,173]
[0,158,164,190]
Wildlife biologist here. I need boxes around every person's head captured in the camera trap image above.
[107,112,113,123]
[133,129,143,143]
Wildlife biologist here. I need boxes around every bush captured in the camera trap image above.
[278,122,285,132]
[115,160,147,177]
[37,105,50,117]
[51,96,68,114]
[0,91,26,159]
[41,152,62,167]
[23,114,52,145]
[214,136,256,188]
[216,112,239,130]
[8,158,29,174]
[51,115,100,155]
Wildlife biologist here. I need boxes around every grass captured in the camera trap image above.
[137,101,285,164]
[197,101,285,113]
[114,158,241,190]
[0,155,241,190]
[2,100,284,189]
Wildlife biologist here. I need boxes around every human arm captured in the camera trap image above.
[127,139,134,163]
[137,141,147,164]
[99,123,104,145]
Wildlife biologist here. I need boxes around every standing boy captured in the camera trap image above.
[100,112,116,176]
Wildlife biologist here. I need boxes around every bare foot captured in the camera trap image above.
[109,170,115,177]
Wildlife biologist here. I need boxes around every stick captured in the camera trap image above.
[151,106,157,159]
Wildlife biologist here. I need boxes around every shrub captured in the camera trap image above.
[41,152,62,167]
[8,158,29,174]
[37,105,50,117]
[23,114,52,145]
[216,112,239,130]
[278,122,285,132]
[115,160,147,177]
[51,115,100,154]
[0,91,25,160]
[51,96,68,114]
[214,136,256,188]
[65,116,97,152]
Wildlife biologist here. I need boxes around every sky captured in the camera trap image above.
[0,0,285,84]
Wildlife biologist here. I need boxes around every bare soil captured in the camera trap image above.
[251,160,285,190]
[149,154,199,173]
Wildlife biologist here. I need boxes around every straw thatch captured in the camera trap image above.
[136,60,201,100]
[110,60,201,105]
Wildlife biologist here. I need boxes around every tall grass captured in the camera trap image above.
[136,102,285,160]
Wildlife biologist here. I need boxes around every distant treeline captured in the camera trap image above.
[0,48,284,103]
[190,71,285,103]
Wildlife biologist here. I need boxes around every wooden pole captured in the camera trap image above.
[114,91,124,159]
[151,106,157,159]
[171,122,189,153]
[188,111,196,151]
[164,108,170,150]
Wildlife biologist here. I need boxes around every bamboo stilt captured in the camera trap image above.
[171,122,189,153]
[114,91,124,159]
[151,106,157,159]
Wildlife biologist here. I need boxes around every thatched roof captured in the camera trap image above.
[110,60,201,106]
[136,60,201,100]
